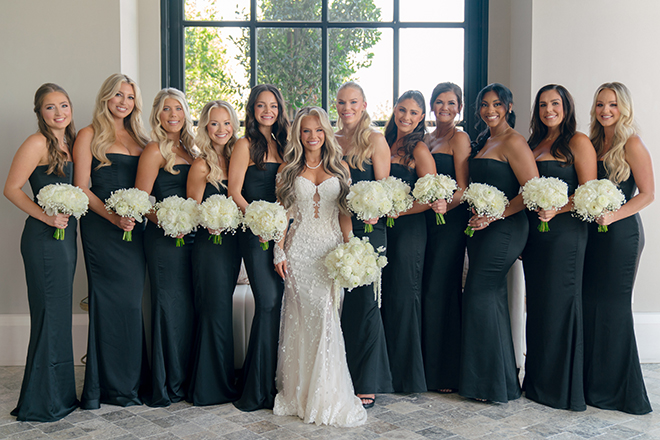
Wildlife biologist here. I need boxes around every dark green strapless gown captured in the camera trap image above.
[422,153,469,391]
[582,162,651,414]
[459,158,526,403]
[144,164,194,407]
[80,154,148,409]
[12,163,79,421]
[234,163,284,411]
[340,160,393,394]
[188,181,242,405]
[521,160,586,411]
[380,163,427,393]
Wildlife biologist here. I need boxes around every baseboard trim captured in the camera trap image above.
[1,311,659,366]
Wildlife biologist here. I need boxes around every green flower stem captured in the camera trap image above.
[537,221,550,233]
[53,228,65,240]
[122,231,132,242]
[209,234,222,245]
[386,217,395,228]
[260,241,270,250]
[176,237,185,247]
[436,212,446,225]
[363,223,374,233]
[464,226,474,237]
[598,224,608,233]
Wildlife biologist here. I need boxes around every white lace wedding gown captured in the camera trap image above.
[273,176,367,427]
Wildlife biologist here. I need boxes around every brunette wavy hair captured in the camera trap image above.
[528,84,576,165]
[33,83,76,176]
[244,84,289,170]
[384,90,427,168]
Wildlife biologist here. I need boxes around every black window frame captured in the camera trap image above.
[161,0,488,137]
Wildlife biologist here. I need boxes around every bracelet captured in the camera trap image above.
[273,245,286,265]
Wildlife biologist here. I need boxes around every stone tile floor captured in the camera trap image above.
[1,365,659,439]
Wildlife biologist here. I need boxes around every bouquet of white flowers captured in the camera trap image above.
[381,176,414,227]
[521,177,569,232]
[412,173,459,225]
[324,235,388,308]
[104,188,153,241]
[198,194,242,245]
[243,200,288,250]
[36,183,89,240]
[154,195,200,246]
[572,179,626,232]
[346,180,392,233]
[460,183,509,237]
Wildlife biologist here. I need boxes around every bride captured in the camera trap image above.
[273,106,367,427]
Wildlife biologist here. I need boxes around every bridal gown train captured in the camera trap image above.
[273,176,367,427]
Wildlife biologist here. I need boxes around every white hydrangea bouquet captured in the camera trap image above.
[346,180,392,233]
[412,173,459,225]
[36,183,89,240]
[460,183,509,237]
[521,177,569,232]
[154,195,200,246]
[324,235,388,308]
[572,179,626,232]
[243,200,288,250]
[104,188,153,241]
[381,176,414,228]
[198,194,242,245]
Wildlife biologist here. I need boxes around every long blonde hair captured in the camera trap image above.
[194,100,240,190]
[336,81,377,171]
[277,107,350,216]
[149,88,195,174]
[33,83,77,176]
[589,82,638,184]
[90,74,149,168]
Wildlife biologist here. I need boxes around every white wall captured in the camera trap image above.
[0,0,160,365]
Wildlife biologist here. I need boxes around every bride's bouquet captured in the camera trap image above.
[36,183,89,240]
[198,194,242,245]
[572,179,626,232]
[243,200,288,250]
[381,176,414,228]
[324,235,388,308]
[104,188,153,241]
[346,180,392,233]
[412,173,459,225]
[154,195,200,246]
[460,183,509,237]
[521,177,569,232]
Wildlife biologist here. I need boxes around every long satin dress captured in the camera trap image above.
[234,163,285,411]
[459,158,526,403]
[80,154,148,409]
[380,163,427,393]
[582,162,652,414]
[144,164,194,407]
[521,160,586,410]
[12,163,79,422]
[188,180,242,405]
[340,160,393,395]
[422,153,469,391]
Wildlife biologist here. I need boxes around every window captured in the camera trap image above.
[161,0,488,136]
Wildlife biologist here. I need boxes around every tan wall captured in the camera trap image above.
[489,0,660,312]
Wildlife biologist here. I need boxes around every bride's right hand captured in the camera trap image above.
[274,260,287,279]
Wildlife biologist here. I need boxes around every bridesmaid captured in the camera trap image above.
[187,100,242,405]
[335,81,393,408]
[74,73,150,409]
[458,83,538,403]
[135,88,196,407]
[582,82,654,414]
[381,90,436,393]
[521,84,596,411]
[4,83,79,421]
[421,82,470,393]
[228,84,289,411]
